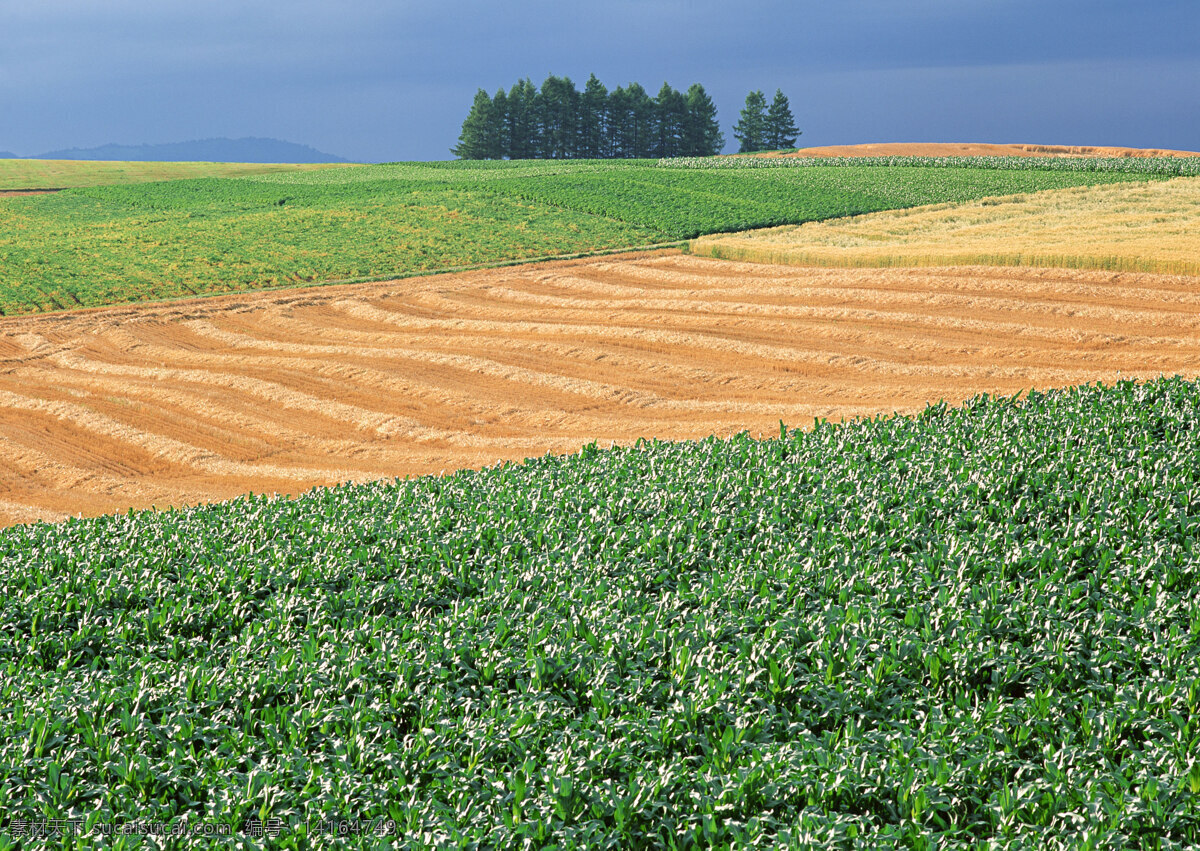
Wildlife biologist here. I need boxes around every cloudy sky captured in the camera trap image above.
[3,0,1198,162]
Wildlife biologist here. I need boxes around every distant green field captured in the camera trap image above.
[2,377,1198,847]
[0,158,356,191]
[0,159,1166,315]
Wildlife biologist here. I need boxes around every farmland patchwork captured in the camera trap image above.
[1,152,1199,847]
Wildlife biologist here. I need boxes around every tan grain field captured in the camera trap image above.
[3,250,1200,527]
[694,177,1200,276]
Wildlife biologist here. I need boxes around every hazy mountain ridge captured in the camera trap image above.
[9,138,352,163]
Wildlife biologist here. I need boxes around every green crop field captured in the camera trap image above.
[2,377,1199,848]
[0,159,357,192]
[0,158,1172,315]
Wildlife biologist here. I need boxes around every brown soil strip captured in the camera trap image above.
[772,142,1200,158]
[2,250,1199,527]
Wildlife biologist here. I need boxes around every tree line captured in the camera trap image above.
[452,74,725,160]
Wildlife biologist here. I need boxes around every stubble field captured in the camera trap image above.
[3,249,1199,526]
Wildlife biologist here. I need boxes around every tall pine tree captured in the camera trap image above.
[733,90,768,154]
[682,83,724,156]
[506,78,540,159]
[578,74,609,158]
[538,75,581,158]
[451,89,495,159]
[653,83,688,158]
[626,83,655,158]
[487,88,509,160]
[607,85,634,158]
[765,89,800,150]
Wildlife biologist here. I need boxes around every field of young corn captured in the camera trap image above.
[2,377,1199,849]
[0,159,1164,315]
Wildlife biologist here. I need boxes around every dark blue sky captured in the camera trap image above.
[3,0,1198,162]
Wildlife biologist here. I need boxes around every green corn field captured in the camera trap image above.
[2,377,1198,848]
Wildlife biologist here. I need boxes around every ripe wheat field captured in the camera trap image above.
[693,176,1200,276]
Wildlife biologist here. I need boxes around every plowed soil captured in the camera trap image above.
[4,250,1200,526]
[776,142,1200,158]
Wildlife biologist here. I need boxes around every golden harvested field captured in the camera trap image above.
[3,250,1200,526]
[693,176,1200,276]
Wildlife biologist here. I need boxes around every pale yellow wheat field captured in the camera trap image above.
[692,176,1200,276]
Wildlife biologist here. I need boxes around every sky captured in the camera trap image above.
[2,0,1198,162]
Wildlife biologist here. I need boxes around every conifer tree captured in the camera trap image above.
[653,83,688,158]
[451,89,495,160]
[505,78,540,159]
[765,89,800,150]
[682,83,724,156]
[607,85,634,157]
[609,83,655,157]
[487,88,509,160]
[733,90,768,154]
[626,82,655,158]
[578,74,609,158]
[538,75,580,158]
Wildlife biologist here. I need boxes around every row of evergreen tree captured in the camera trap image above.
[452,74,725,160]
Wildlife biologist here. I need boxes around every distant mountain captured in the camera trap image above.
[31,137,352,164]
[0,151,17,159]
